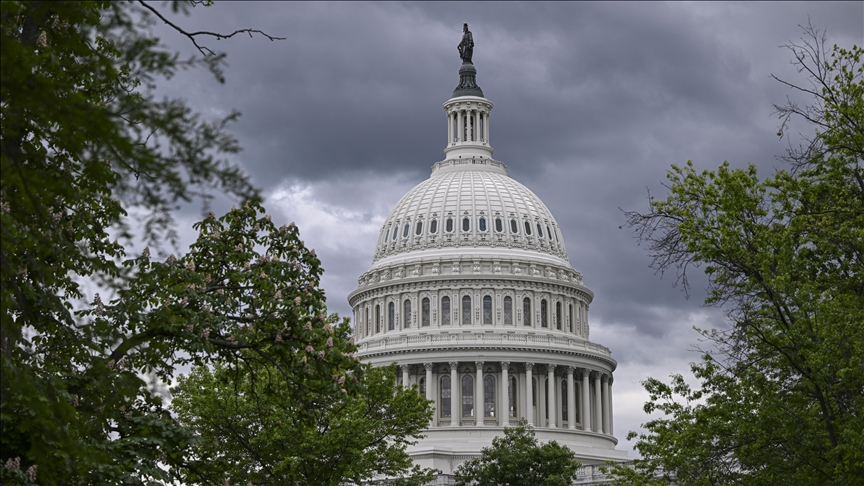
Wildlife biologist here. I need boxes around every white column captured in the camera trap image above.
[525,363,534,426]
[475,361,484,426]
[547,365,557,428]
[401,364,410,389]
[594,372,603,434]
[602,374,611,435]
[501,362,510,426]
[424,363,435,427]
[581,369,592,432]
[484,110,490,144]
[567,367,576,430]
[450,362,459,427]
[457,110,463,142]
[609,376,615,437]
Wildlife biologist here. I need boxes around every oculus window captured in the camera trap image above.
[430,219,438,234]
[479,217,487,231]
[495,218,503,232]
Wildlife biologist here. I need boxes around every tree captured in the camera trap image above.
[172,362,435,486]
[0,2,365,484]
[610,25,863,486]
[453,419,582,486]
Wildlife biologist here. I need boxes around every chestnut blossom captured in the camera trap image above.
[326,337,333,348]
[294,297,302,306]
[317,350,326,360]
[186,261,195,271]
[305,345,314,354]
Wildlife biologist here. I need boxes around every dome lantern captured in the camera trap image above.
[444,23,494,160]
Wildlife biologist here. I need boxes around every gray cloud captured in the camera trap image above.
[148,1,862,454]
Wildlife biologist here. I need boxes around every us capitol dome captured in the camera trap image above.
[348,24,628,483]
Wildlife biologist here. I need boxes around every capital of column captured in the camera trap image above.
[601,373,609,383]
[424,362,434,371]
[591,370,603,380]
[400,364,411,373]
[608,375,614,386]
[546,364,557,374]
[581,368,591,378]
[475,361,484,371]
[449,361,459,370]
[500,361,510,371]
[566,366,575,376]
[525,362,535,372]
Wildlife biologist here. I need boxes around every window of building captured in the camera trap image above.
[392,226,398,241]
[562,381,568,422]
[388,302,395,330]
[403,299,412,328]
[366,307,370,336]
[420,377,426,396]
[462,375,474,417]
[510,219,518,233]
[430,219,438,234]
[462,295,471,325]
[523,298,531,326]
[375,305,380,333]
[441,376,451,418]
[568,304,573,333]
[503,296,512,325]
[479,217,487,232]
[532,378,537,407]
[556,301,562,330]
[484,375,495,417]
[541,299,548,327]
[422,297,430,327]
[509,376,517,417]
[402,223,410,238]
[446,218,454,233]
[495,218,503,232]
[524,220,532,235]
[537,223,543,238]
[483,295,492,324]
[462,217,470,232]
[415,221,423,235]
[441,296,451,325]
[547,225,552,242]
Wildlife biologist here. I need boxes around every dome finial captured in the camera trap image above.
[453,24,483,97]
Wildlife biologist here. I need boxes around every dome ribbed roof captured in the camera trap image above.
[371,159,569,267]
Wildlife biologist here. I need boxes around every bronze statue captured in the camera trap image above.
[458,23,474,64]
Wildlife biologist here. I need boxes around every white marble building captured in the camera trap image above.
[349,43,628,482]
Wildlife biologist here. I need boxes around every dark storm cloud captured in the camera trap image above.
[149,1,862,453]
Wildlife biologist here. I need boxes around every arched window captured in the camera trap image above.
[462,217,470,232]
[556,301,562,330]
[568,304,573,333]
[415,221,423,235]
[483,296,492,324]
[541,299,548,327]
[419,377,426,396]
[510,219,518,233]
[524,221,532,235]
[509,376,517,417]
[441,296,451,325]
[479,217,487,232]
[495,218,503,232]
[537,223,544,238]
[523,298,531,326]
[392,226,398,241]
[440,376,451,418]
[503,296,512,325]
[388,302,395,330]
[546,225,552,242]
[562,381,568,422]
[446,218,454,233]
[402,223,410,238]
[375,305,380,333]
[462,295,472,325]
[484,375,495,417]
[462,375,474,417]
[430,219,438,234]
[403,299,412,328]
[422,297,430,327]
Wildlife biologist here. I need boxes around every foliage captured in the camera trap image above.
[172,362,435,486]
[453,419,582,486]
[612,26,864,486]
[0,2,357,484]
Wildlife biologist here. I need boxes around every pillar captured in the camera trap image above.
[581,369,591,432]
[401,364,410,389]
[484,110,490,143]
[501,362,510,426]
[450,362,459,427]
[602,374,610,435]
[609,376,615,436]
[525,362,534,426]
[567,367,576,430]
[424,363,434,427]
[594,372,603,434]
[547,365,557,428]
[457,110,462,142]
[475,361,484,426]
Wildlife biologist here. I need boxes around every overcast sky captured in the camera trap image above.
[151,2,862,455]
